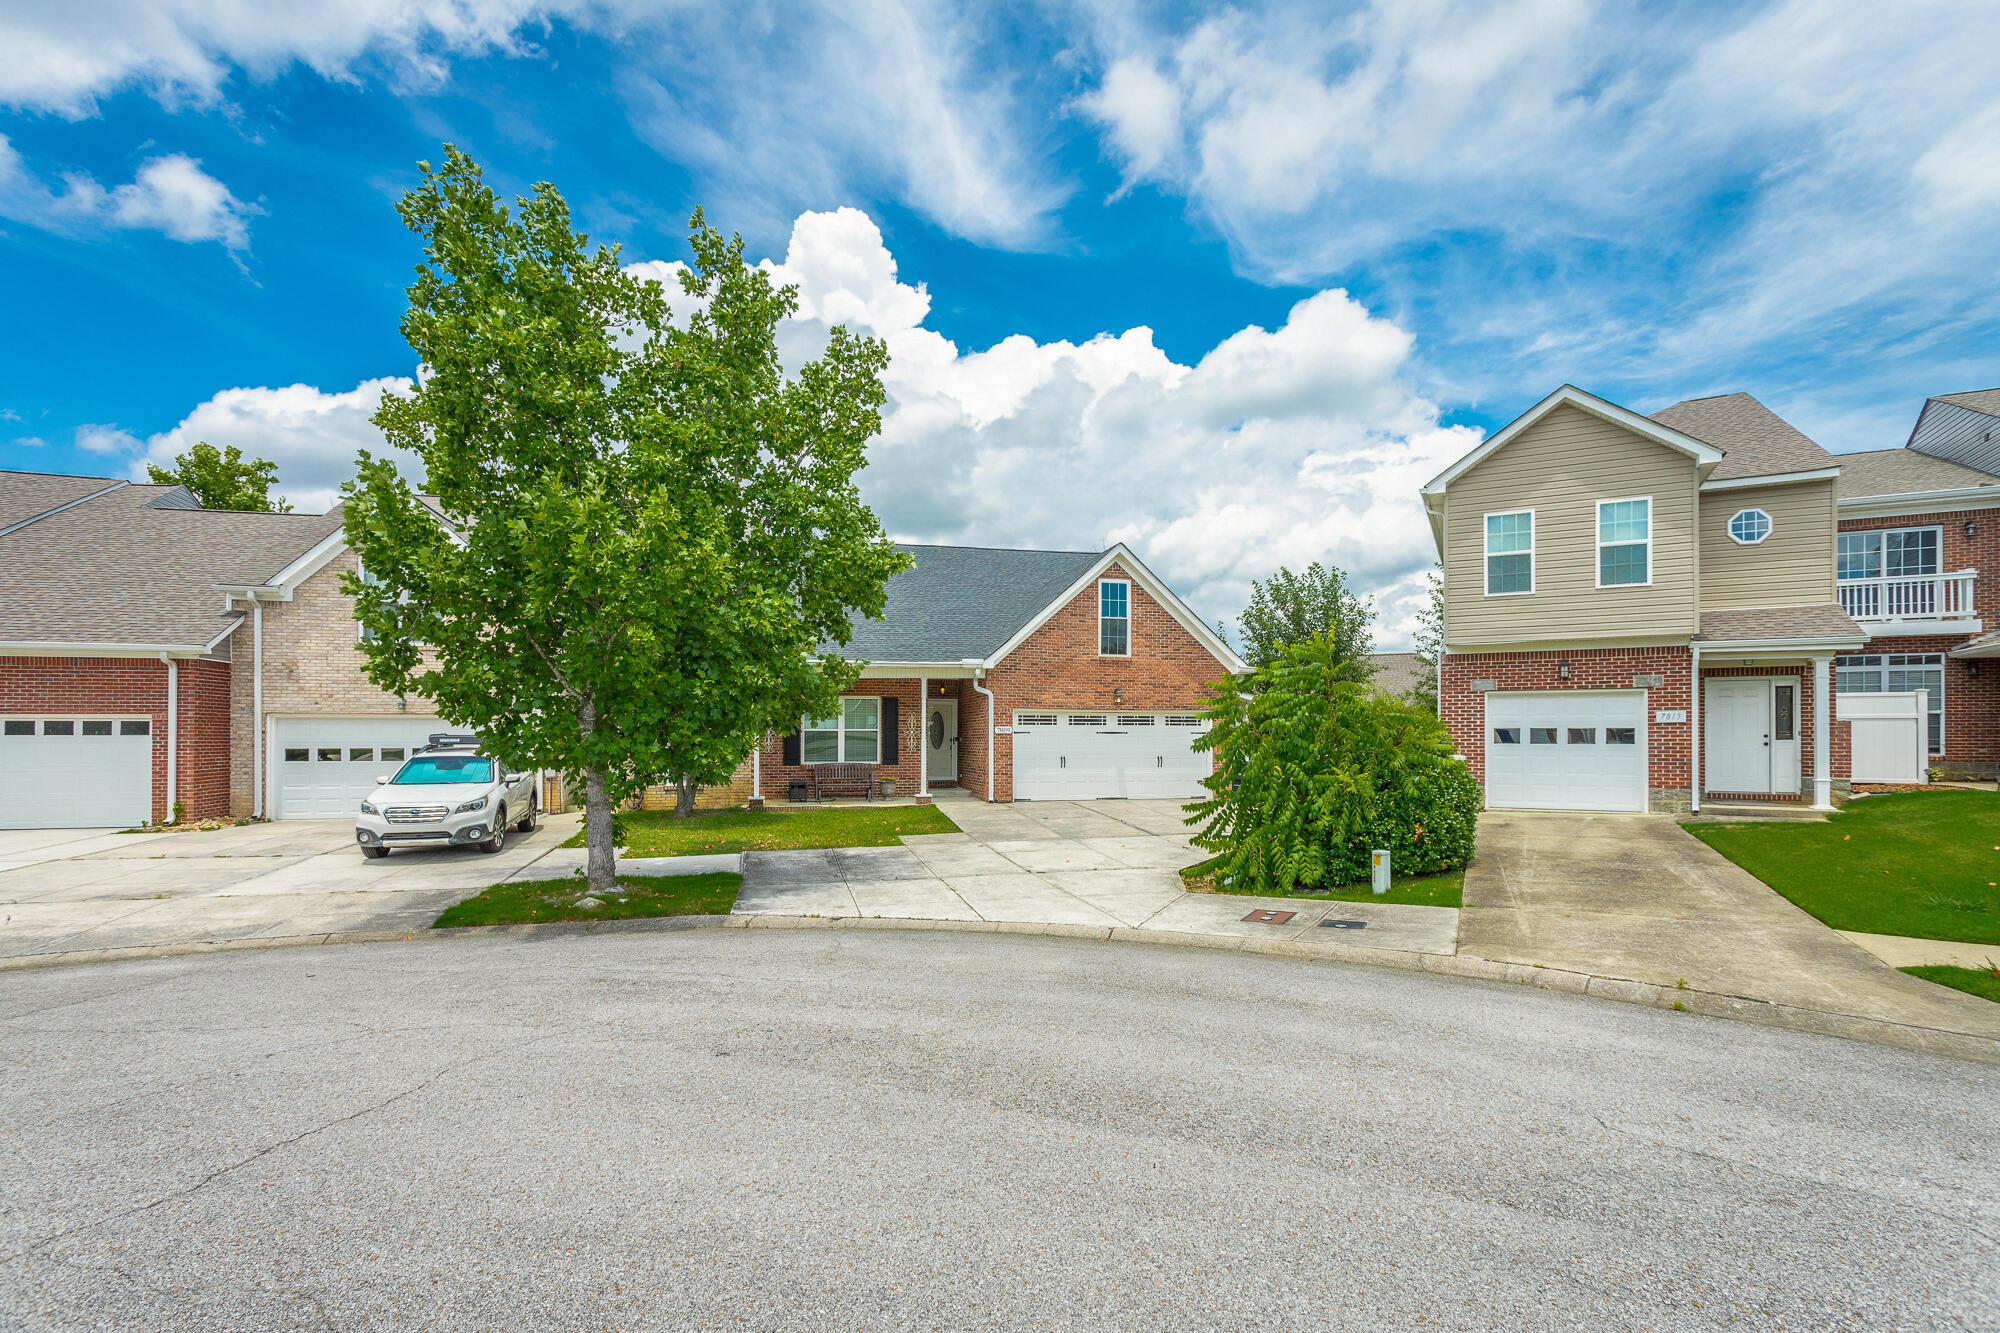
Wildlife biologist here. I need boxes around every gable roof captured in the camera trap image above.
[1367,652,1427,698]
[1832,447,2000,501]
[1422,384,1724,497]
[839,545,1103,662]
[1648,392,1834,481]
[0,470,127,535]
[0,472,341,653]
[1936,387,2000,417]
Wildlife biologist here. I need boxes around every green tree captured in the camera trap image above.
[1410,562,1444,714]
[342,146,907,893]
[1186,636,1479,895]
[1238,561,1374,675]
[146,441,291,512]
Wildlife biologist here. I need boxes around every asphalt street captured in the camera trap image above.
[2,929,1995,1331]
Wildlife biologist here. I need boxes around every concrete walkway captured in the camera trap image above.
[1843,929,2000,971]
[1460,810,2000,1037]
[732,797,1461,955]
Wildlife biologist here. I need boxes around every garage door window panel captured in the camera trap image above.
[1597,497,1651,587]
[119,720,148,736]
[43,721,74,736]
[1485,510,1533,595]
[4,721,32,736]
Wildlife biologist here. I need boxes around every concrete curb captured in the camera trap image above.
[5,911,1995,1067]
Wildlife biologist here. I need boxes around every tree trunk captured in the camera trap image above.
[582,766,617,894]
[674,776,698,817]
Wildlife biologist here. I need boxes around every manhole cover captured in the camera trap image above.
[1320,919,1368,930]
[1241,909,1296,925]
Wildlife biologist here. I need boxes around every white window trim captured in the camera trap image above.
[1483,508,1535,597]
[801,695,883,764]
[1836,525,1944,580]
[1098,578,1132,657]
[1728,508,1773,545]
[1595,495,1653,589]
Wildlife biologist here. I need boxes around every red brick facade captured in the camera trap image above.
[0,653,235,824]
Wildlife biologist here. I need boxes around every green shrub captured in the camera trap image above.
[1186,635,1479,894]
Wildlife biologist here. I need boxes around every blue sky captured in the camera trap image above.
[2,1,1996,644]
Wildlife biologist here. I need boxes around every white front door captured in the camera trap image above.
[1482,691,1649,813]
[272,716,446,819]
[927,699,958,781]
[1704,678,1772,794]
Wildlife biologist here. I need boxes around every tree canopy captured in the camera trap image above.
[146,442,291,512]
[1237,561,1374,675]
[1409,562,1443,714]
[342,145,906,891]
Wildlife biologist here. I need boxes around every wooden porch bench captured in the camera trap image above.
[810,762,876,802]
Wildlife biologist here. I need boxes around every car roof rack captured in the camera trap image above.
[421,733,482,753]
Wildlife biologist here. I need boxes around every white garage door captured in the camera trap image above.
[1011,712,1211,800]
[0,716,154,829]
[1484,691,1648,813]
[272,717,447,819]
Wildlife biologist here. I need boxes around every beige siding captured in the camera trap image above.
[1444,404,1699,647]
[1698,479,1836,610]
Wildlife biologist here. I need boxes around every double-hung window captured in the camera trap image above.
[802,697,881,764]
[1596,497,1651,587]
[1484,511,1533,595]
[1098,579,1131,656]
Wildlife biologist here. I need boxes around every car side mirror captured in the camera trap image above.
[374,775,390,786]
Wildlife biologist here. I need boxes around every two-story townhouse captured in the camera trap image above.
[1422,386,1866,815]
[1826,387,2000,778]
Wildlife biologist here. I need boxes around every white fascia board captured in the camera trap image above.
[1421,384,1725,496]
[265,527,349,591]
[1860,618,1984,639]
[1837,489,2000,519]
[1693,635,1868,653]
[850,661,983,678]
[1700,467,1842,492]
[202,620,245,654]
[0,639,213,658]
[981,544,1248,675]
[216,584,294,602]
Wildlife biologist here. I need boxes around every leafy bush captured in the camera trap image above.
[1186,636,1480,894]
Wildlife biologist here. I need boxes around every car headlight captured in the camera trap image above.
[359,800,379,816]
[454,795,488,813]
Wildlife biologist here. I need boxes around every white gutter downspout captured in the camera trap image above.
[252,600,265,819]
[751,740,763,810]
[161,654,178,823]
[1689,643,1701,815]
[917,675,929,802]
[970,672,995,803]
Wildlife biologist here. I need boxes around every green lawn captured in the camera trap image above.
[561,804,959,856]
[1685,790,2000,944]
[1902,965,2000,1004]
[434,872,741,927]
[1181,857,1464,908]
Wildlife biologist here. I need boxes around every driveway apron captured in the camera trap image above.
[1460,810,2000,1036]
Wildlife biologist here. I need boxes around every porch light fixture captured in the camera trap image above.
[1966,521,1978,538]
[1113,687,1124,706]
[1970,660,1980,676]
[1557,658,1570,681]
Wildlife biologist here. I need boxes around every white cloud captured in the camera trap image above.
[0,136,256,249]
[134,378,416,513]
[75,424,142,455]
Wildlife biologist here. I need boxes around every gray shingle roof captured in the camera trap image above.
[0,470,125,534]
[1650,393,1834,481]
[836,544,1103,663]
[1695,604,1864,644]
[1832,447,2000,500]
[1936,387,2000,417]
[1367,652,1427,698]
[0,474,341,649]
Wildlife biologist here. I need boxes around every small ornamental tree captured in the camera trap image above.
[147,441,291,512]
[1186,635,1479,894]
[342,146,907,893]
[1410,562,1444,714]
[1237,561,1374,675]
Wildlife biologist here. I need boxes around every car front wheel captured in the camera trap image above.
[480,814,507,854]
[362,845,390,859]
[514,806,537,834]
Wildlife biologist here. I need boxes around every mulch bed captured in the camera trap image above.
[1851,784,1960,794]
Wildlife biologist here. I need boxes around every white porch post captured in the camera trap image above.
[916,677,929,803]
[1689,644,1700,814]
[163,655,178,823]
[749,738,764,811]
[1811,655,1834,810]
[251,599,264,819]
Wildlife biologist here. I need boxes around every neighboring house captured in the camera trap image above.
[727,543,1244,807]
[1421,386,1869,815]
[0,470,449,829]
[1366,652,1427,700]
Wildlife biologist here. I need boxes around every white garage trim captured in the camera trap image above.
[1011,710,1211,800]
[1482,690,1650,814]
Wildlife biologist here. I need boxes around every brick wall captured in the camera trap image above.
[0,654,235,823]
[229,550,440,815]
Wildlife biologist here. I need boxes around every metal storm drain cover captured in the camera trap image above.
[1321,919,1368,930]
[1241,909,1296,925]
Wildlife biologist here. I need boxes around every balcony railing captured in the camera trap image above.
[1837,570,1977,621]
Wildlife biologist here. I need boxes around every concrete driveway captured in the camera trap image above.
[736,797,1460,954]
[0,816,578,959]
[1460,810,2000,1037]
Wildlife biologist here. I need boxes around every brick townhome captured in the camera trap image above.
[0,470,448,828]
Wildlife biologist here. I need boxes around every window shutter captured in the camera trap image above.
[781,729,801,766]
[881,696,899,764]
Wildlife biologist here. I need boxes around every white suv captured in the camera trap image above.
[355,736,538,858]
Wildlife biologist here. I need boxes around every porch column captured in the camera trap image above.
[1811,656,1834,810]
[1689,644,1701,814]
[163,655,178,823]
[749,740,764,812]
[916,677,930,803]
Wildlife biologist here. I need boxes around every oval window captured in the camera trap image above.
[928,712,943,747]
[1728,508,1773,544]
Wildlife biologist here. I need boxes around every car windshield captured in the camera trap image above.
[391,755,494,785]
